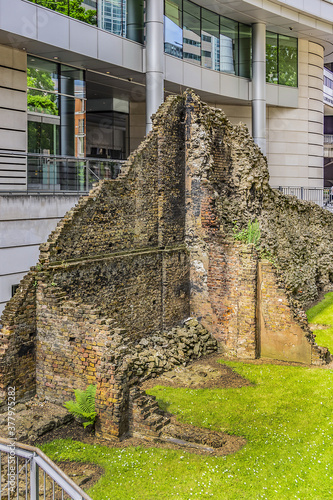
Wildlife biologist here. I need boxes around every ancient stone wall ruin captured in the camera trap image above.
[0,91,332,437]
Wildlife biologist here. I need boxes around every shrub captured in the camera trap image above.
[64,385,97,429]
[233,219,261,247]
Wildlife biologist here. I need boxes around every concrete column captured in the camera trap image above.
[146,0,164,134]
[252,23,266,155]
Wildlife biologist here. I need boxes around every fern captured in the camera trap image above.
[64,385,97,428]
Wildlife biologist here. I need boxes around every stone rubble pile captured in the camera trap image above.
[110,318,219,383]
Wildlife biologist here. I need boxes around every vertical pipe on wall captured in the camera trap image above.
[146,0,164,134]
[252,23,266,155]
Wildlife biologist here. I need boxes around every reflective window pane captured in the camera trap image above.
[27,89,59,115]
[220,16,237,75]
[201,8,219,71]
[164,0,183,58]
[279,35,297,86]
[27,56,58,93]
[238,23,251,78]
[183,0,201,65]
[60,95,75,156]
[86,111,129,159]
[69,0,97,24]
[126,0,144,43]
[60,65,85,98]
[28,119,59,155]
[99,0,126,36]
[266,31,278,84]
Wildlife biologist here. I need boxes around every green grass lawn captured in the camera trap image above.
[307,291,333,352]
[42,361,333,499]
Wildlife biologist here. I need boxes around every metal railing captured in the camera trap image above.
[275,186,331,207]
[0,152,124,194]
[0,437,92,499]
[324,134,333,144]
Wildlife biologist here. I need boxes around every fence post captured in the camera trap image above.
[301,187,304,200]
[30,456,39,500]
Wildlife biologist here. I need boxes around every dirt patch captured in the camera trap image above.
[55,461,104,490]
[309,324,331,331]
[141,353,252,390]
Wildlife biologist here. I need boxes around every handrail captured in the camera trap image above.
[0,150,127,163]
[0,151,125,194]
[0,437,92,500]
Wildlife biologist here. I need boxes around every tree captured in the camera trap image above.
[28,0,97,25]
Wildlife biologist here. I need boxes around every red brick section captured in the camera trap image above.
[202,240,257,359]
[258,262,330,364]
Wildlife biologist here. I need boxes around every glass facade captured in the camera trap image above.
[27,56,86,188]
[164,0,183,58]
[201,8,220,72]
[28,0,144,44]
[27,56,86,157]
[86,80,129,160]
[164,0,252,78]
[266,32,298,87]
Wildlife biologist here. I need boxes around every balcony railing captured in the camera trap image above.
[275,186,331,207]
[324,135,333,144]
[0,152,124,194]
[0,437,92,499]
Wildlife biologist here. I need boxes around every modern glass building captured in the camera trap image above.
[1,0,333,314]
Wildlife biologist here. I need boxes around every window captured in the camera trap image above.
[164,0,251,78]
[164,0,183,59]
[183,0,201,66]
[238,23,251,78]
[220,17,237,75]
[27,56,87,188]
[266,32,298,87]
[278,35,297,87]
[201,8,219,71]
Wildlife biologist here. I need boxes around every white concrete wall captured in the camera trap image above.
[267,40,324,188]
[0,44,27,191]
[0,194,80,317]
[209,103,252,134]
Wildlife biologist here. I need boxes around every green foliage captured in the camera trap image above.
[27,94,58,115]
[233,219,261,247]
[27,67,56,92]
[42,362,333,499]
[307,292,333,325]
[307,292,333,352]
[259,248,275,265]
[27,67,58,115]
[63,385,97,429]
[28,0,97,25]
[266,34,297,87]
